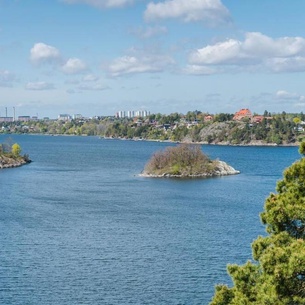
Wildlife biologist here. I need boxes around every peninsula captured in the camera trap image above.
[141,144,239,178]
[0,142,31,169]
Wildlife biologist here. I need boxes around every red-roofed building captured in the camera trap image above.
[204,115,214,122]
[252,115,264,123]
[233,109,252,121]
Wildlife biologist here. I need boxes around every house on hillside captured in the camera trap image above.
[233,109,252,121]
[204,115,214,122]
[252,115,264,123]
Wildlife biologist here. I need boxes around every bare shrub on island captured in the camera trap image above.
[143,144,215,177]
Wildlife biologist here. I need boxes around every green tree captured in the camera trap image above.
[11,143,21,157]
[210,143,305,305]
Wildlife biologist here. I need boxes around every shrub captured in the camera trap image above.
[144,144,212,176]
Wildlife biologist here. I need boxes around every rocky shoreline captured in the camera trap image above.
[103,136,299,147]
[0,155,31,169]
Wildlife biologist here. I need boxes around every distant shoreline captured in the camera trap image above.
[0,133,299,147]
[100,136,299,147]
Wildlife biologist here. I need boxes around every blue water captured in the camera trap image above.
[0,135,300,304]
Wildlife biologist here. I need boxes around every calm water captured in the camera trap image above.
[0,135,300,305]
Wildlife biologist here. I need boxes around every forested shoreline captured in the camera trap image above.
[1,110,304,146]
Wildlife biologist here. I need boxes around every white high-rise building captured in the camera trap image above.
[118,111,125,118]
[127,111,134,118]
[116,110,150,118]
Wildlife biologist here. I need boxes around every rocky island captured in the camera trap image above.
[141,144,239,178]
[0,142,31,169]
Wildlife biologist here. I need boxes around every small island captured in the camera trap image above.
[0,141,31,169]
[141,144,239,178]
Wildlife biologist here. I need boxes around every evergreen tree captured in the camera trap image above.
[210,144,305,305]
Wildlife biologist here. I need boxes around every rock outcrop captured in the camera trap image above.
[212,160,240,176]
[0,155,31,169]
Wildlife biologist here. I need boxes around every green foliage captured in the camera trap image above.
[11,143,21,157]
[171,126,188,142]
[0,111,303,145]
[214,113,234,122]
[299,141,305,155]
[210,145,305,305]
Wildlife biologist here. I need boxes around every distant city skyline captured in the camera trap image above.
[1,1,305,118]
[0,104,304,122]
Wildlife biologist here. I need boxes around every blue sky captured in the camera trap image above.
[1,0,305,118]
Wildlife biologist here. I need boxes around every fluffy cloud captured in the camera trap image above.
[25,81,55,90]
[189,39,247,65]
[30,43,61,65]
[108,54,174,76]
[144,0,231,25]
[269,90,305,109]
[62,58,88,74]
[188,32,305,73]
[266,57,305,73]
[0,70,16,87]
[30,43,89,76]
[62,0,134,8]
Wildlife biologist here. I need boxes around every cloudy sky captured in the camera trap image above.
[1,0,305,118]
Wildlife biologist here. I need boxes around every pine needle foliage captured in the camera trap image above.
[210,142,305,305]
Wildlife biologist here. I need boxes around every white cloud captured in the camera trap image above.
[25,81,55,90]
[189,39,245,65]
[144,0,231,25]
[0,70,16,87]
[188,32,305,73]
[273,90,305,109]
[108,54,174,76]
[30,43,61,65]
[62,58,88,74]
[275,90,305,101]
[30,43,89,76]
[183,64,216,75]
[266,57,305,73]
[276,90,295,99]
[242,32,305,57]
[62,0,134,8]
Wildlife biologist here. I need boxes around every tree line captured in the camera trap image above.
[1,111,305,145]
